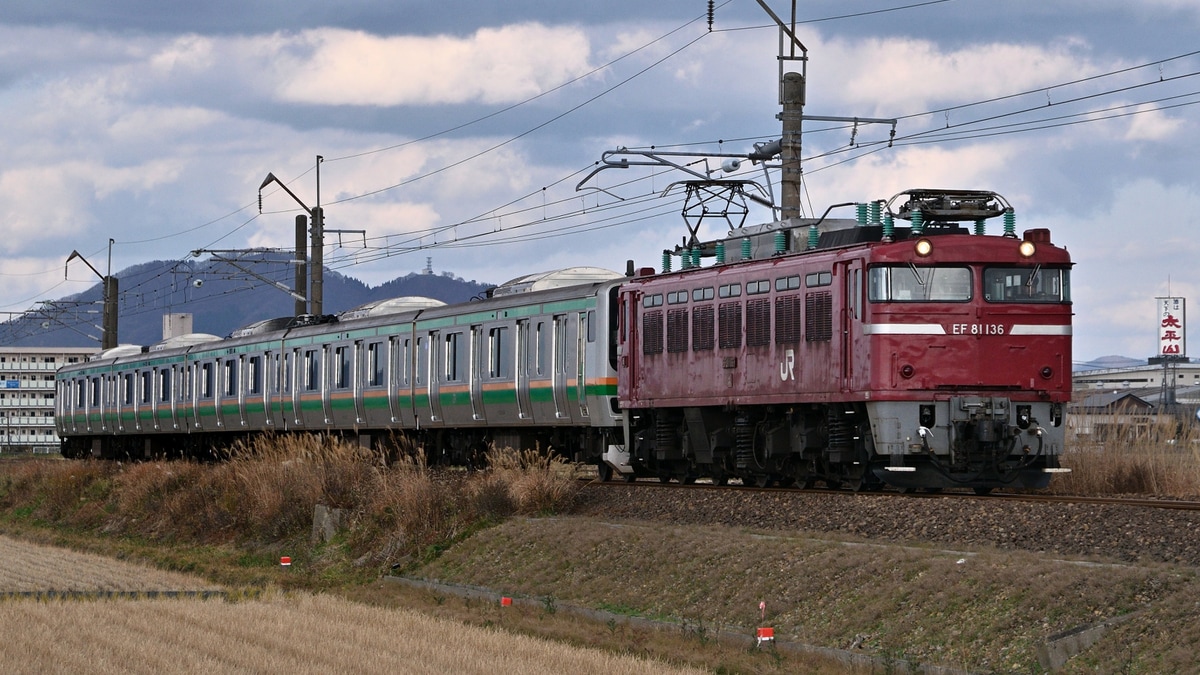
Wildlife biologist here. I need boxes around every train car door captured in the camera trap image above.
[552,315,570,420]
[840,260,864,391]
[469,327,484,421]
[515,320,532,420]
[427,332,443,423]
[577,311,589,418]
[351,341,367,424]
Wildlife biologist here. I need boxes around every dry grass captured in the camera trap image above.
[0,535,220,593]
[0,436,579,576]
[413,516,1197,673]
[0,591,708,675]
[1053,415,1200,497]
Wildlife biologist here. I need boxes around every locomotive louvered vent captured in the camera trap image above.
[642,310,664,355]
[718,302,742,349]
[805,292,833,342]
[746,298,771,347]
[692,304,714,351]
[775,295,802,343]
[667,308,689,353]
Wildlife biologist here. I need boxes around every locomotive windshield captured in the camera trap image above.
[983,266,1070,303]
[868,265,971,302]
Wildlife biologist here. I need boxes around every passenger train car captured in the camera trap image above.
[55,188,1072,493]
[55,268,626,463]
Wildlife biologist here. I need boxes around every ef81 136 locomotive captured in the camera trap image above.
[55,187,1071,493]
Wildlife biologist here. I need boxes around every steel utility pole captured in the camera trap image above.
[65,243,117,350]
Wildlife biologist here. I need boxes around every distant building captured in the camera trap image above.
[0,346,97,453]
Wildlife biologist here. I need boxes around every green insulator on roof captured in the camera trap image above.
[741,237,751,260]
[715,241,725,264]
[807,224,820,249]
[911,209,924,235]
[662,251,671,273]
[1004,207,1016,237]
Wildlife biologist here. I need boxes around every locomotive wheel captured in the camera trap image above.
[597,463,613,482]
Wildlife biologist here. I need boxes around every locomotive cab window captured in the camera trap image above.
[983,266,1070,303]
[868,265,972,302]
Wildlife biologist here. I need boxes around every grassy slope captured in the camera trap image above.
[5,439,1200,674]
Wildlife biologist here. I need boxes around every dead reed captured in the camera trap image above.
[1053,412,1200,497]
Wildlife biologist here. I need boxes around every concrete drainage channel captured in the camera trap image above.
[386,575,977,674]
[1037,612,1140,671]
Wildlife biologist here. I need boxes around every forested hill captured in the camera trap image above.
[3,254,494,348]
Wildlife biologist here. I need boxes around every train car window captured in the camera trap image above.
[445,332,464,382]
[667,291,688,305]
[692,287,714,302]
[718,283,741,299]
[718,302,742,349]
[775,295,802,343]
[248,356,262,395]
[417,336,427,384]
[224,359,237,397]
[304,350,319,391]
[334,346,351,389]
[535,323,546,376]
[642,294,664,308]
[201,363,214,398]
[806,292,834,341]
[587,310,596,342]
[282,352,293,394]
[983,267,1070,303]
[849,268,862,320]
[692,305,715,351]
[667,308,689,353]
[158,369,171,403]
[867,266,971,302]
[805,271,833,288]
[775,275,801,292]
[367,342,384,387]
[642,310,664,355]
[747,280,771,295]
[123,373,134,405]
[489,327,512,378]
[75,380,85,408]
[746,298,771,346]
[140,371,151,404]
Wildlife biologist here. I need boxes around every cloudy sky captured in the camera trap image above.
[0,0,1197,362]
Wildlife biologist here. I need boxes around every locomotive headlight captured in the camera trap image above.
[900,364,915,379]
[1040,366,1053,379]
[914,239,933,257]
[1019,240,1036,257]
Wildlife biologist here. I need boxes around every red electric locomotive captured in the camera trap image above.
[609,188,1071,492]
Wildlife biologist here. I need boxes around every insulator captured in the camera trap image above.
[691,246,701,268]
[1004,207,1016,237]
[974,218,986,236]
[774,230,786,255]
[661,251,671,273]
[856,203,867,225]
[868,200,881,225]
[807,224,819,250]
[911,209,924,235]
[707,0,714,31]
[715,241,725,264]
[882,213,894,242]
[741,237,751,260]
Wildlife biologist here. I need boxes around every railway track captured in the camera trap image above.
[579,474,1200,513]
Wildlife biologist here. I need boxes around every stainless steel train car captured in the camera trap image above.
[55,268,626,463]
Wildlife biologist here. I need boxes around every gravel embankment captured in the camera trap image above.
[575,484,1200,566]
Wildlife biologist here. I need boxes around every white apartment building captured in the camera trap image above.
[0,346,97,454]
